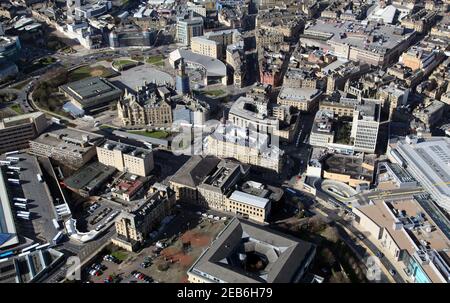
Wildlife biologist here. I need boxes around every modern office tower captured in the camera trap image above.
[351,103,381,153]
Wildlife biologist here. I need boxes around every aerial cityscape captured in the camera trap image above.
[0,0,450,286]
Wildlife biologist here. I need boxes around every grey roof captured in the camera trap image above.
[60,77,122,108]
[170,155,221,188]
[188,218,315,283]
[170,49,227,77]
[0,167,19,249]
[228,190,269,208]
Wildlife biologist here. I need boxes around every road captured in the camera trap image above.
[314,202,405,283]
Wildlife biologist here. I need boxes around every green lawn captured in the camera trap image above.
[9,104,23,114]
[68,66,117,82]
[111,250,128,261]
[128,130,170,139]
[146,55,165,66]
[202,89,226,97]
[112,59,138,71]
[22,57,57,73]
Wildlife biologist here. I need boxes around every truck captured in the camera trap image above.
[14,203,27,209]
[52,231,64,245]
[13,197,28,203]
[52,219,60,230]
[7,166,21,171]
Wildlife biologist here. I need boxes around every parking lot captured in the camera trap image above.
[84,207,229,283]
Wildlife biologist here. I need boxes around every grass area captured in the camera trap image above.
[146,55,165,66]
[112,59,137,71]
[128,130,170,139]
[99,124,120,130]
[68,65,118,82]
[9,104,23,114]
[202,89,226,97]
[111,250,128,261]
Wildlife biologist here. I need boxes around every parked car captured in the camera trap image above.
[389,269,397,276]
[376,251,384,258]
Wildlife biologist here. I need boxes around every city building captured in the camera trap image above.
[351,103,381,153]
[412,100,446,128]
[172,95,210,126]
[96,140,154,177]
[64,161,116,197]
[225,190,270,223]
[353,195,450,283]
[0,112,48,154]
[112,183,175,252]
[228,95,298,142]
[187,218,316,283]
[109,27,157,48]
[191,29,239,59]
[169,155,221,204]
[302,20,415,67]
[309,110,335,148]
[176,16,204,46]
[0,35,21,64]
[191,36,221,59]
[117,82,173,126]
[322,153,376,188]
[388,136,450,212]
[59,77,123,114]
[197,159,250,211]
[170,48,227,85]
[376,161,418,190]
[30,127,104,169]
[206,122,284,173]
[277,87,322,112]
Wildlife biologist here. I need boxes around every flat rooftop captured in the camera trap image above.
[278,87,322,103]
[0,166,19,249]
[0,112,44,129]
[356,197,450,283]
[101,140,153,158]
[304,19,414,55]
[394,137,450,210]
[60,77,122,107]
[33,126,104,153]
[64,161,116,190]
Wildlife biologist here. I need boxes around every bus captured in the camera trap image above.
[14,203,27,209]
[7,178,20,184]
[0,160,11,165]
[17,211,30,216]
[52,231,64,245]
